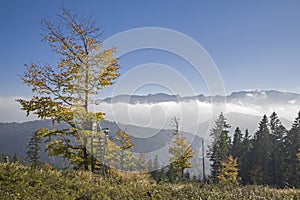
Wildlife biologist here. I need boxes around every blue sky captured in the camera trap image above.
[1,0,300,98]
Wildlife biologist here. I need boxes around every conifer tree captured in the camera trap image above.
[150,155,160,181]
[12,153,18,163]
[269,112,286,187]
[208,113,231,182]
[147,159,153,172]
[153,155,160,171]
[238,129,253,184]
[26,131,42,168]
[137,153,148,172]
[231,127,243,158]
[217,155,239,185]
[284,111,300,187]
[250,115,271,184]
[0,153,3,163]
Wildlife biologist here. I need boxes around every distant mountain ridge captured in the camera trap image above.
[101,90,300,105]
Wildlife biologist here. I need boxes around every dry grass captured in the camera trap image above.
[0,163,299,200]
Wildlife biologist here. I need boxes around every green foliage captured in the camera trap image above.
[284,111,300,187]
[237,129,253,184]
[231,111,300,188]
[231,127,243,158]
[208,113,231,182]
[249,115,272,184]
[268,112,286,187]
[1,163,299,200]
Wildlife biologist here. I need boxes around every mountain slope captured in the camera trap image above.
[0,120,205,174]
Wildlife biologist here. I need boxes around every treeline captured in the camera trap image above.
[3,111,299,188]
[0,153,20,163]
[208,111,300,188]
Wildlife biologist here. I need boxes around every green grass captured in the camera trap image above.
[0,163,299,200]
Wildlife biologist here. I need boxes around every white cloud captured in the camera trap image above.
[94,99,299,132]
[0,96,37,122]
[0,95,298,132]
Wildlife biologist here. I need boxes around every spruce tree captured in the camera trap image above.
[12,153,18,163]
[153,155,160,171]
[269,112,286,187]
[26,131,42,168]
[284,111,300,187]
[0,153,4,163]
[239,129,253,184]
[137,153,148,172]
[231,127,243,158]
[250,115,271,185]
[208,113,231,182]
[147,159,153,172]
[150,155,160,181]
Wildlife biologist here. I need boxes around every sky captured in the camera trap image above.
[0,0,300,122]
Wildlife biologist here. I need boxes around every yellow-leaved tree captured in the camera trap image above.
[217,155,240,184]
[116,130,135,171]
[17,8,119,171]
[169,117,194,179]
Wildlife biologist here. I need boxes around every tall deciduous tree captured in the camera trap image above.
[17,8,119,170]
